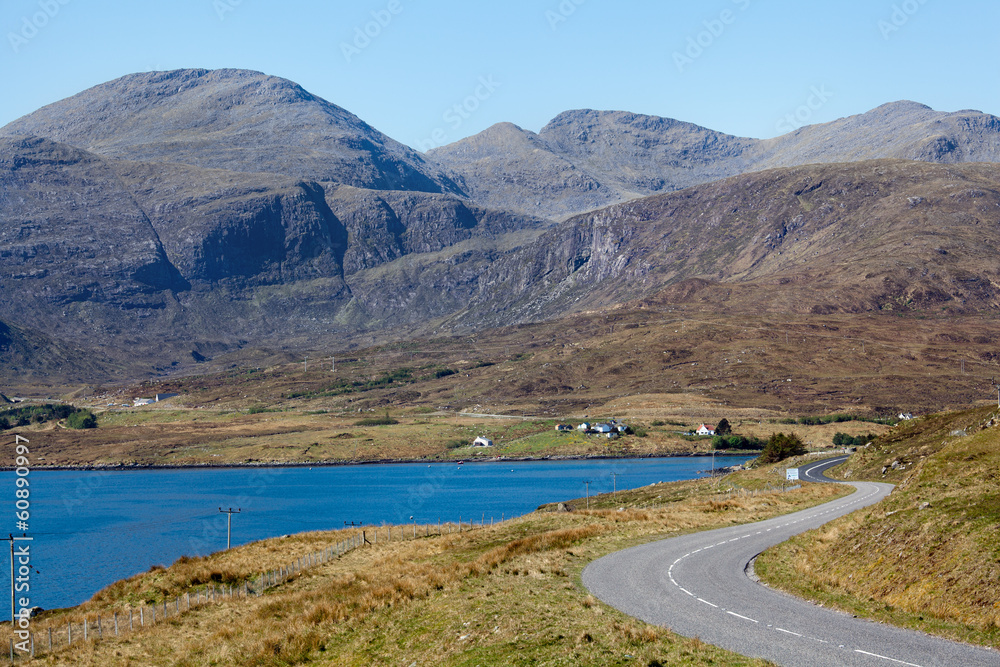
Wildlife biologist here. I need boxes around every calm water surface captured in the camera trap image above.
[7,456,750,611]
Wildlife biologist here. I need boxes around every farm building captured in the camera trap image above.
[472,436,494,447]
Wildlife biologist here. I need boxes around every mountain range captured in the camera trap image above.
[3,67,1000,387]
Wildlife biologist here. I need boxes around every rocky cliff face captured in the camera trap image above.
[442,160,1000,329]
[0,130,544,371]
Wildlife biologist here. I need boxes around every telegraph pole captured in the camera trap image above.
[583,481,592,510]
[611,472,620,496]
[218,508,241,550]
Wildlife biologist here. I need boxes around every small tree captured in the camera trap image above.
[711,435,730,450]
[66,410,97,429]
[759,432,806,464]
[715,418,732,436]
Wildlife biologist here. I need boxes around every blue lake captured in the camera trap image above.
[5,456,750,611]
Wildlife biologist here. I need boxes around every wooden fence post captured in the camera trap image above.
[114,611,119,636]
[140,606,144,627]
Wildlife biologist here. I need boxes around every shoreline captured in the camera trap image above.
[0,450,765,472]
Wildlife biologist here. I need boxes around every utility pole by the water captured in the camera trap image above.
[219,508,241,550]
[583,481,592,510]
[611,472,620,496]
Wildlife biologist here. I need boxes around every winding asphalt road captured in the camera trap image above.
[583,457,1000,666]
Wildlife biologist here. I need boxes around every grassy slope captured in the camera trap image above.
[18,467,850,666]
[755,405,1000,649]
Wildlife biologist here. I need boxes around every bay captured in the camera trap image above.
[5,456,750,612]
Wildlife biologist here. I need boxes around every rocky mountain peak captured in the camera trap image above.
[1,68,459,194]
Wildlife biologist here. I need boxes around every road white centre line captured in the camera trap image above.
[726,611,758,623]
[854,649,923,667]
[662,479,913,665]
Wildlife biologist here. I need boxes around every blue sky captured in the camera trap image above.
[1,0,997,151]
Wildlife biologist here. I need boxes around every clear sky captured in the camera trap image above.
[1,0,997,151]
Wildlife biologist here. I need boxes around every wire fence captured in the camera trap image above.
[631,482,803,511]
[3,518,497,663]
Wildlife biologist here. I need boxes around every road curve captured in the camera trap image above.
[583,457,1000,666]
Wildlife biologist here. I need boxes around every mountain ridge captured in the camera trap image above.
[3,68,1000,388]
[431,100,1000,218]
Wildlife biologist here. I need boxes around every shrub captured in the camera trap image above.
[355,410,399,426]
[833,432,876,447]
[434,368,457,379]
[758,432,806,463]
[712,434,765,450]
[355,416,399,426]
[66,410,98,429]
